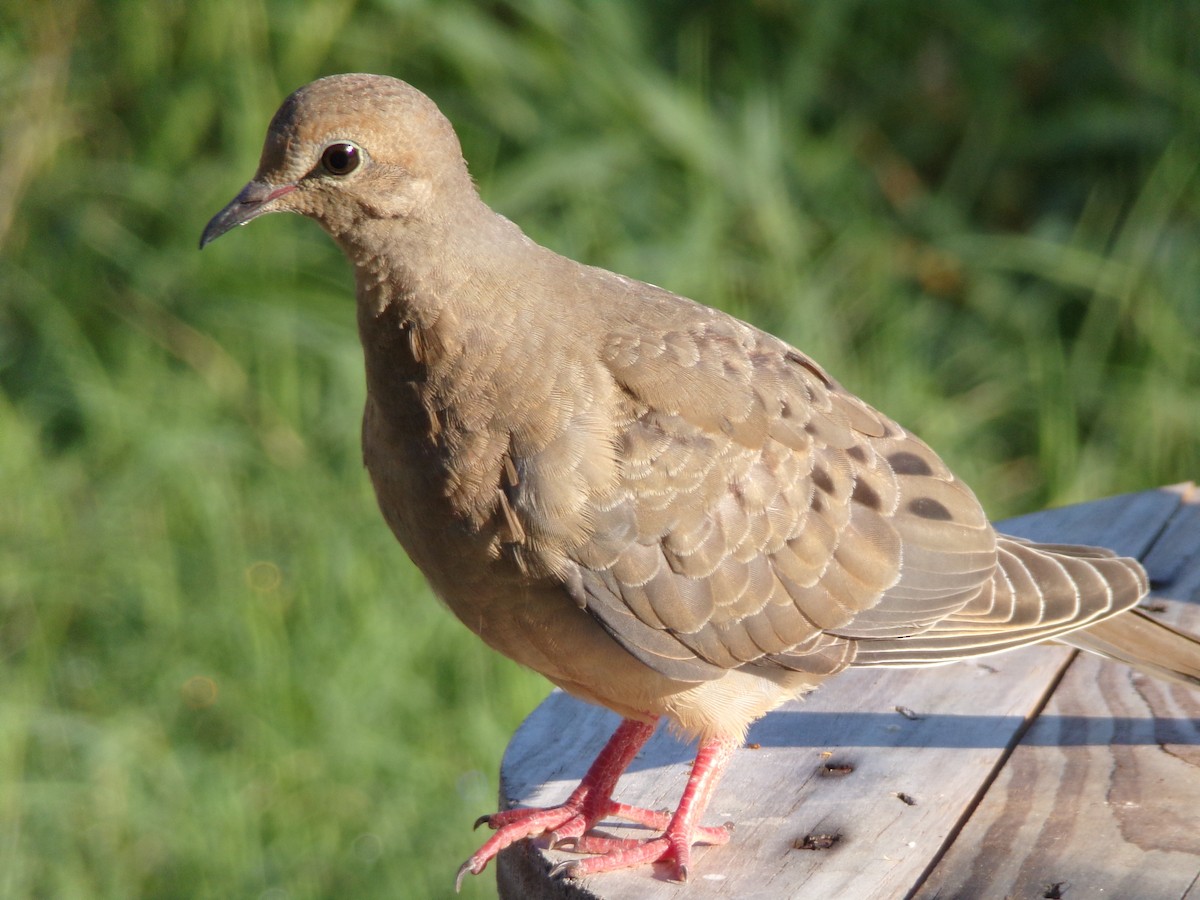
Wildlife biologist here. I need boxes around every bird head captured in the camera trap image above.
[200,74,472,250]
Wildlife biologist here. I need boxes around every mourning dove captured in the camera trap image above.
[201,74,1200,887]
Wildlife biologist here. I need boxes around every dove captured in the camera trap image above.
[201,74,1200,887]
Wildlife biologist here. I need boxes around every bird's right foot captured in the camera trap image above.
[454,798,595,891]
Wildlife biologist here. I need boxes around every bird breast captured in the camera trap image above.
[357,288,624,601]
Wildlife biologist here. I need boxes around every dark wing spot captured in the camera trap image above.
[907,497,953,520]
[846,445,867,462]
[851,479,881,511]
[812,466,834,495]
[888,451,934,476]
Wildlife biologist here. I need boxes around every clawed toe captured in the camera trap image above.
[453,722,738,889]
[457,804,728,888]
[548,857,580,879]
[551,835,686,881]
[454,858,482,893]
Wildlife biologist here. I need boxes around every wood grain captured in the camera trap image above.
[915,485,1200,900]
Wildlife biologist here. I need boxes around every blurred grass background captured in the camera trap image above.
[2,0,1198,897]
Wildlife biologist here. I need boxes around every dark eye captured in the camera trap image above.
[320,142,361,176]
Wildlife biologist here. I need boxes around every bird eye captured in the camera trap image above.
[320,142,361,176]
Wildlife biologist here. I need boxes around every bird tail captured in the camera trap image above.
[1061,608,1200,688]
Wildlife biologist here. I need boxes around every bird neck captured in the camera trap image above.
[348,196,564,411]
[343,194,531,323]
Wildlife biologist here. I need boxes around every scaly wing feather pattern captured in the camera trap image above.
[535,289,1146,682]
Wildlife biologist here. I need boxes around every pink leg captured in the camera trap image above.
[553,734,739,882]
[455,717,658,890]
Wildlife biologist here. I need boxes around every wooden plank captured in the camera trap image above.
[911,653,1200,900]
[914,485,1200,900]
[996,483,1188,555]
[1143,484,1200,587]
[501,652,1075,897]
[495,488,1192,898]
[499,647,1071,899]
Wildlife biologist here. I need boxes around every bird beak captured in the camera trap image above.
[199,181,298,249]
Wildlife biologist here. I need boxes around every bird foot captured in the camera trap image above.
[456,801,587,891]
[456,728,740,889]
[455,800,732,889]
[456,717,664,890]
[550,819,734,882]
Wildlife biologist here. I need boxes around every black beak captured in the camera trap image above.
[199,181,297,249]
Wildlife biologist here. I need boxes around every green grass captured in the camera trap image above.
[2,1,1198,897]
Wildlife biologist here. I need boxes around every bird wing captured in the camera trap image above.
[503,286,1145,684]
[525,291,1001,681]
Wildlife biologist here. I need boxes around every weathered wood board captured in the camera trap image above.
[494,486,1200,899]
[916,486,1200,900]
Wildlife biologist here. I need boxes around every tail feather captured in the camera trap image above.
[1062,609,1200,688]
[853,538,1152,667]
[852,534,1200,685]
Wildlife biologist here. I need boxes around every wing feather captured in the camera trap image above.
[503,289,1144,682]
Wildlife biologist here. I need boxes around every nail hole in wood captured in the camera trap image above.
[794,832,842,851]
[820,762,854,777]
